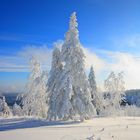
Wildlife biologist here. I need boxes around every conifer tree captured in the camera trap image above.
[47,12,96,120]
[88,66,97,99]
[47,44,62,98]
[88,66,102,114]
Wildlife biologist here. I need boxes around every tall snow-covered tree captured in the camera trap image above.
[88,66,102,114]
[47,12,96,121]
[47,43,70,120]
[47,43,62,98]
[62,12,96,119]
[104,71,126,115]
[47,70,73,120]
[22,57,48,118]
[57,75,73,120]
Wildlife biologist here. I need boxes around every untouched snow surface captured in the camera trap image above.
[0,117,140,140]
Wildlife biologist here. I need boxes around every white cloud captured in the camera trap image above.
[0,44,140,91]
[83,47,106,74]
[19,45,52,62]
[106,52,140,89]
[83,48,140,90]
[0,45,53,72]
[19,45,53,71]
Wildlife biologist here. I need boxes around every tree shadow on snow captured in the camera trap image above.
[0,118,81,131]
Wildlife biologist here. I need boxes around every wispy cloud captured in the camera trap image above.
[0,43,140,91]
[83,47,106,74]
[0,55,29,72]
[106,52,140,90]
[0,45,53,93]
[0,45,53,72]
[19,45,53,70]
[83,48,140,90]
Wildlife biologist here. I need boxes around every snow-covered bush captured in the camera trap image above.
[12,103,23,116]
[0,96,12,118]
[103,71,126,116]
[123,105,140,117]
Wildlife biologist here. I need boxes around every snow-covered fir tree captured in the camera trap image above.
[47,69,73,120]
[47,12,96,121]
[88,66,97,99]
[88,66,103,114]
[0,96,12,117]
[47,43,62,99]
[47,42,73,120]
[57,75,73,120]
[104,71,126,115]
[22,57,48,118]
[61,12,96,120]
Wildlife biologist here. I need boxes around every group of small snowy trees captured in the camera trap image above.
[0,96,12,117]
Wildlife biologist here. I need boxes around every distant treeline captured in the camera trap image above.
[0,93,19,107]
[1,89,140,107]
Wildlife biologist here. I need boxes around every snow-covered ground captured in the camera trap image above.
[0,117,140,140]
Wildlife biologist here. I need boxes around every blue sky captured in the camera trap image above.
[0,0,140,92]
